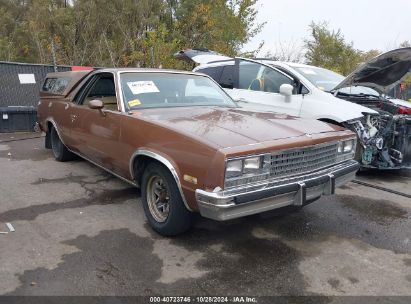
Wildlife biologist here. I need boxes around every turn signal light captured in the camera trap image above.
[398,106,411,115]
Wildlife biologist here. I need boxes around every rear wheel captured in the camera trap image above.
[141,162,193,236]
[50,126,74,162]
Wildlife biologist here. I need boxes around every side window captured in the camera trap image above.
[197,67,223,82]
[301,85,309,95]
[219,65,235,89]
[53,78,70,94]
[239,60,296,94]
[274,66,309,95]
[78,75,118,111]
[42,78,57,92]
[42,77,70,94]
[238,61,262,90]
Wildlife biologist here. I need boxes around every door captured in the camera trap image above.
[231,59,303,116]
[69,73,124,174]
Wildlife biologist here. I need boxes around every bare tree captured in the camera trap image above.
[263,39,304,63]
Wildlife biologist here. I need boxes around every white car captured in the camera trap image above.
[175,48,411,169]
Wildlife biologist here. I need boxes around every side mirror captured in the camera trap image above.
[88,99,104,110]
[279,84,293,96]
[88,99,106,116]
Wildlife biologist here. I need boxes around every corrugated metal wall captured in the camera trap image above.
[0,61,71,107]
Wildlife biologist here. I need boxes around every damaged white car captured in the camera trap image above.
[176,48,411,169]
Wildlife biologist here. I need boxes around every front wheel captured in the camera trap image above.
[141,162,193,236]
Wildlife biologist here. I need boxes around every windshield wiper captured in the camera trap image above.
[356,93,380,99]
[334,91,380,99]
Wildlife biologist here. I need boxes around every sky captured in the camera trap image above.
[244,0,411,55]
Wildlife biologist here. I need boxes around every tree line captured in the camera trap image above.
[0,0,262,68]
[1,0,409,77]
[268,21,410,77]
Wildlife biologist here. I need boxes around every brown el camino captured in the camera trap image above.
[37,68,359,236]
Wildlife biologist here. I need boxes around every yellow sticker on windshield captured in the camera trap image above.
[128,99,141,107]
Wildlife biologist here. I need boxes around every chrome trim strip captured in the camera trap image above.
[116,71,126,113]
[45,118,66,145]
[101,109,127,116]
[195,160,359,221]
[108,71,124,113]
[201,160,358,201]
[116,70,237,112]
[294,182,306,206]
[224,138,356,190]
[129,149,193,211]
[75,71,124,113]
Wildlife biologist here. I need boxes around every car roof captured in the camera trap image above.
[96,68,201,75]
[44,68,210,97]
[196,59,320,70]
[269,61,317,68]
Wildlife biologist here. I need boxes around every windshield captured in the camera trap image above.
[295,66,344,92]
[295,66,383,97]
[120,72,236,110]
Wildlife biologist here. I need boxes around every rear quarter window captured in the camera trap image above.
[197,66,223,82]
[42,77,70,94]
[219,65,235,89]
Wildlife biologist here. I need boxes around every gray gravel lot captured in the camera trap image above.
[0,134,410,297]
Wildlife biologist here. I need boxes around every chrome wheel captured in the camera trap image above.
[141,162,194,236]
[146,175,170,223]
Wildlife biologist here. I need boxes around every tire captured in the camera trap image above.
[141,162,193,236]
[50,126,74,162]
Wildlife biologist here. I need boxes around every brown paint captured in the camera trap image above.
[37,69,356,212]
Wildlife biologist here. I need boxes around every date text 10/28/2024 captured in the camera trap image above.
[149,296,258,303]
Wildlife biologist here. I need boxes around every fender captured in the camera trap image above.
[129,149,192,211]
[45,118,67,145]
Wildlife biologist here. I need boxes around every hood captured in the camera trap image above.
[237,90,377,121]
[334,47,411,93]
[174,48,232,64]
[132,107,343,148]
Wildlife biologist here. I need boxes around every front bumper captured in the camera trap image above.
[195,160,359,221]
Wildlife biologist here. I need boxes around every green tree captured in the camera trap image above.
[174,0,262,57]
[304,21,368,75]
[0,0,263,68]
[359,49,380,63]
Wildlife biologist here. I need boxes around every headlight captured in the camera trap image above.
[336,138,356,162]
[226,160,243,178]
[338,139,354,153]
[225,154,271,188]
[343,139,354,153]
[243,157,261,172]
[337,142,344,153]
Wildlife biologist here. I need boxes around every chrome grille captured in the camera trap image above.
[270,142,338,178]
